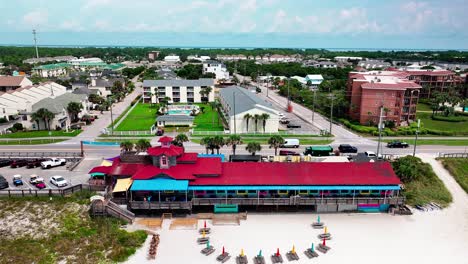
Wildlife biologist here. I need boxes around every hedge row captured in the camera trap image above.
[431,115,468,122]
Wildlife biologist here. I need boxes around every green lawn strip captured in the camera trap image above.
[108,104,133,129]
[0,193,147,263]
[440,158,468,193]
[191,137,332,145]
[392,156,452,207]
[0,139,67,145]
[416,103,432,112]
[115,103,159,131]
[95,139,146,144]
[99,134,156,138]
[193,103,224,131]
[382,139,468,146]
[191,133,324,138]
[417,112,468,134]
[0,130,82,138]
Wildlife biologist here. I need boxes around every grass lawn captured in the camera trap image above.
[115,103,159,131]
[0,130,81,138]
[0,192,147,263]
[417,112,468,134]
[109,104,133,129]
[382,139,468,146]
[416,102,432,112]
[392,156,452,207]
[191,137,332,145]
[440,158,468,193]
[193,103,224,131]
[0,139,67,145]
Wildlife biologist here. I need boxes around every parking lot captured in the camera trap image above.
[0,158,100,191]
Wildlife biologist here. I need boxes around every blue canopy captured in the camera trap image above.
[187,185,400,191]
[130,179,189,191]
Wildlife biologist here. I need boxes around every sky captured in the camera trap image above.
[0,0,467,49]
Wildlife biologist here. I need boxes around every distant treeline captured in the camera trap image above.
[0,46,467,68]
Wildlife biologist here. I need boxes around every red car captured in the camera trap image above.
[35,181,46,189]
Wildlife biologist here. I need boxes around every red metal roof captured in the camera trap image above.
[108,158,146,176]
[88,166,112,174]
[147,145,184,156]
[158,136,173,143]
[131,157,222,180]
[361,82,421,90]
[405,70,454,76]
[177,153,198,163]
[191,162,401,186]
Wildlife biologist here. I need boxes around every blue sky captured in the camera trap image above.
[0,0,467,49]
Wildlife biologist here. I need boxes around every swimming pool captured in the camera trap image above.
[168,110,191,115]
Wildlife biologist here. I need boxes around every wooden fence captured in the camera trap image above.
[438,152,468,158]
[0,184,106,198]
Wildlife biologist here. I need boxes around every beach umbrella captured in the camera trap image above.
[240,248,244,257]
[258,250,262,257]
[276,248,280,256]
[322,238,326,246]
[204,220,207,228]
[202,230,206,238]
[206,241,210,249]
[324,226,328,234]
[222,246,225,255]
[317,215,320,223]
[292,245,296,254]
[311,243,314,251]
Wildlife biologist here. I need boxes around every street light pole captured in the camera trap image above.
[312,89,316,124]
[109,100,114,136]
[413,119,420,157]
[329,94,334,136]
[377,106,384,157]
[233,91,236,134]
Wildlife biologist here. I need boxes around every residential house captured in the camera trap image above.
[142,78,215,103]
[0,76,33,92]
[305,74,324,88]
[358,60,391,69]
[202,60,230,80]
[33,63,70,78]
[219,86,279,133]
[164,55,181,63]
[147,51,160,62]
[89,78,125,98]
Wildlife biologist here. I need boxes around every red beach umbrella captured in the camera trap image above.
[276,248,280,256]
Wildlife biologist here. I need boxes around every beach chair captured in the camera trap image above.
[271,254,283,263]
[317,233,332,240]
[198,228,211,234]
[201,246,215,256]
[285,245,299,261]
[236,249,248,264]
[253,250,265,264]
[217,253,231,263]
[304,243,319,258]
[312,215,324,229]
[316,244,331,254]
[197,237,210,244]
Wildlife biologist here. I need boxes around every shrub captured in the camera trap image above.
[0,117,7,123]
[432,115,468,122]
[12,123,23,131]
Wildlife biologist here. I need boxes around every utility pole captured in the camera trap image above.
[413,119,420,157]
[287,78,291,111]
[110,100,114,135]
[329,94,334,136]
[376,106,384,157]
[233,91,236,134]
[312,89,316,124]
[33,29,39,59]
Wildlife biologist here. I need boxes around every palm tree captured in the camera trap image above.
[212,135,225,154]
[200,87,212,103]
[67,102,83,123]
[200,136,214,154]
[245,142,261,156]
[135,139,151,152]
[31,108,55,131]
[253,114,261,132]
[120,141,134,152]
[173,133,189,147]
[268,135,285,155]
[243,113,252,132]
[260,113,270,133]
[226,134,242,155]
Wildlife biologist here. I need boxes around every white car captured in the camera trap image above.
[278,113,285,118]
[50,176,68,187]
[365,151,383,160]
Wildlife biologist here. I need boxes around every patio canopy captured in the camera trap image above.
[88,166,111,174]
[113,178,133,193]
[100,160,113,167]
[130,178,189,191]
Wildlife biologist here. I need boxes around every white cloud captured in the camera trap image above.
[23,9,48,27]
[59,20,85,31]
[94,20,110,31]
[82,0,111,10]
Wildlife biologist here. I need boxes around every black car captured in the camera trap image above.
[338,144,358,153]
[10,159,28,168]
[26,159,46,168]
[0,175,9,190]
[0,159,12,167]
[387,141,409,148]
[156,128,164,136]
[286,123,301,128]
[70,124,82,130]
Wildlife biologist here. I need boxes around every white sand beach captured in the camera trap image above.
[126,156,468,264]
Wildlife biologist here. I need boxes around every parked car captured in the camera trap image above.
[50,176,68,187]
[0,175,9,190]
[70,124,82,130]
[10,159,28,168]
[81,115,95,122]
[0,159,12,167]
[387,140,409,148]
[30,174,44,185]
[338,144,358,153]
[156,128,164,136]
[365,151,383,160]
[280,138,300,148]
[41,158,66,169]
[279,150,300,156]
[286,123,301,128]
[35,179,46,189]
[13,174,23,186]
[26,159,46,168]
[279,118,290,124]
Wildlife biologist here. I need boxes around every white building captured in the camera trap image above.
[219,86,279,133]
[0,82,67,121]
[305,74,324,88]
[202,60,230,80]
[164,55,181,63]
[187,55,211,62]
[0,76,33,93]
[291,76,307,85]
[358,60,391,69]
[89,78,125,98]
[33,63,70,78]
[334,56,363,62]
[68,57,103,66]
[142,78,215,104]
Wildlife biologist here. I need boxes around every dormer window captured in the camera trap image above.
[160,155,168,169]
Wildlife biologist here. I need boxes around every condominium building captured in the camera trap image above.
[203,60,230,80]
[142,79,215,104]
[402,69,462,98]
[347,71,421,126]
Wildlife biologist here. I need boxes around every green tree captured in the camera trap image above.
[268,135,285,155]
[260,113,270,133]
[30,108,55,131]
[173,133,189,147]
[88,94,104,104]
[135,139,151,152]
[120,141,134,152]
[212,135,225,154]
[245,142,261,156]
[226,134,242,155]
[200,136,214,154]
[253,114,261,132]
[392,155,424,183]
[66,102,83,123]
[243,113,252,132]
[200,86,213,103]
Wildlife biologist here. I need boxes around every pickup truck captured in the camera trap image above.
[41,158,66,169]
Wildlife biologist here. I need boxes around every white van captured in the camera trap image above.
[281,138,300,148]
